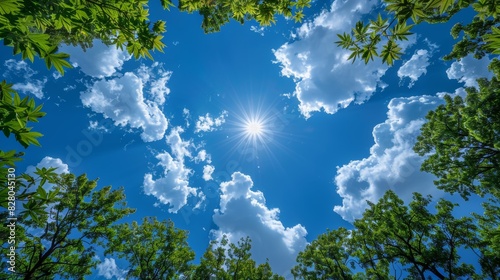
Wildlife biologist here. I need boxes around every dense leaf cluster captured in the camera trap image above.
[190,235,284,280]
[0,0,169,67]
[178,0,311,33]
[336,0,500,65]
[293,190,499,279]
[414,61,500,200]
[0,173,135,279]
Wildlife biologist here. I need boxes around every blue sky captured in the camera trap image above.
[1,0,496,278]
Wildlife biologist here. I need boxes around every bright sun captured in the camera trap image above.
[245,120,264,136]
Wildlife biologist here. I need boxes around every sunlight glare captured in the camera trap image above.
[245,119,264,136]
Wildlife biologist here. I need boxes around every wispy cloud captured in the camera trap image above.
[96,258,127,280]
[195,111,228,133]
[3,59,47,98]
[250,26,266,36]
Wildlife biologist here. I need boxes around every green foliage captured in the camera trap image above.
[414,61,500,200]
[0,81,45,148]
[1,0,310,74]
[1,80,46,210]
[178,0,311,33]
[336,0,500,65]
[0,0,170,74]
[190,235,284,280]
[411,62,500,278]
[292,227,355,280]
[352,191,478,279]
[473,199,500,279]
[0,173,135,279]
[293,191,495,279]
[106,217,194,279]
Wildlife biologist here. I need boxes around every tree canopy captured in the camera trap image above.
[190,235,284,280]
[1,172,135,279]
[178,0,310,33]
[0,0,310,71]
[293,190,498,280]
[414,59,500,200]
[106,217,195,279]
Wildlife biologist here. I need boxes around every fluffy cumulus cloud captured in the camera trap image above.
[446,54,493,87]
[61,40,131,78]
[273,0,403,118]
[25,156,69,176]
[212,172,308,277]
[334,95,445,222]
[194,149,211,164]
[81,63,171,142]
[143,127,198,213]
[202,165,215,181]
[23,157,70,217]
[194,111,228,133]
[397,49,431,87]
[3,59,47,98]
[97,258,127,280]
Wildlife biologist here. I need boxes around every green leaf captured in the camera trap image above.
[18,131,43,148]
[28,33,51,53]
[37,186,48,200]
[484,26,500,54]
[0,0,21,15]
[43,47,72,75]
[152,35,165,52]
[381,40,402,65]
[439,0,455,14]
[392,22,413,40]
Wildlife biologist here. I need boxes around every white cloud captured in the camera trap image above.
[12,79,48,99]
[97,258,127,280]
[202,165,215,181]
[250,26,266,36]
[212,172,308,277]
[61,40,131,78]
[446,54,493,88]
[81,64,171,142]
[397,49,430,88]
[182,108,191,128]
[194,149,211,164]
[24,157,69,199]
[4,59,47,98]
[4,59,36,76]
[143,127,197,213]
[165,126,192,159]
[273,0,401,118]
[52,72,62,80]
[194,111,228,133]
[334,95,445,222]
[25,156,69,177]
